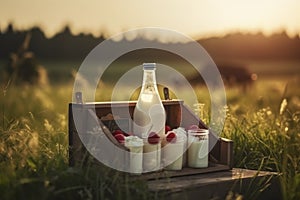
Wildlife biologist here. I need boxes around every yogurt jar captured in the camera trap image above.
[143,141,161,173]
[125,136,144,174]
[162,130,186,170]
[174,127,188,167]
[187,129,209,168]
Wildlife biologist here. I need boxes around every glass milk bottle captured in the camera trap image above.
[134,63,165,172]
[133,63,166,139]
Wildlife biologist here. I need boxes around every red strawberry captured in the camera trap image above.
[147,132,160,144]
[112,129,123,136]
[114,133,125,144]
[165,125,171,133]
[166,131,177,143]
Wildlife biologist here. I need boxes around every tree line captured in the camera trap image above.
[1,23,300,61]
[0,24,105,60]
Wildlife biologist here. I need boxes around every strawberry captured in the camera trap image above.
[165,125,172,133]
[166,131,177,143]
[114,133,125,144]
[112,129,123,136]
[147,132,160,144]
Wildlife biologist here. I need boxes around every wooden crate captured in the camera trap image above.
[69,97,233,178]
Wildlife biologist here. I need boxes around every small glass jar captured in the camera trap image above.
[187,129,209,168]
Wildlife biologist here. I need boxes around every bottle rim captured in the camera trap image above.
[143,63,156,70]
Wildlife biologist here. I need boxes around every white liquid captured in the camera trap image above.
[188,138,208,168]
[162,142,184,170]
[143,142,161,172]
[125,136,143,174]
[173,127,188,167]
[133,66,165,139]
[133,105,151,138]
[134,97,165,138]
[127,146,143,174]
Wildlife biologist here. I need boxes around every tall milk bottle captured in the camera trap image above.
[133,63,166,139]
[133,63,165,172]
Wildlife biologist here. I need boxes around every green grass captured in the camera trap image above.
[0,76,300,199]
[0,84,156,200]
[220,79,300,200]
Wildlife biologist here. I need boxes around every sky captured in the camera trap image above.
[1,0,300,39]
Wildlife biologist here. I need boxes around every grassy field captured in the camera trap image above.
[0,60,300,199]
[221,79,300,200]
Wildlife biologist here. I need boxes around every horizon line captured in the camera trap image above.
[1,22,300,41]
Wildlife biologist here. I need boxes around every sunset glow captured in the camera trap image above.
[1,0,299,38]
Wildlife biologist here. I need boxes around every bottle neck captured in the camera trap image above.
[141,69,158,93]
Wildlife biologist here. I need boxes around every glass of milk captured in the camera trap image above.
[162,132,186,170]
[125,136,144,174]
[174,127,188,167]
[143,140,161,172]
[187,129,209,168]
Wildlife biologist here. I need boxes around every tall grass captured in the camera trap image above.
[0,78,299,199]
[0,83,155,200]
[219,80,300,200]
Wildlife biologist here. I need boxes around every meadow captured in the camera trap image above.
[0,59,300,200]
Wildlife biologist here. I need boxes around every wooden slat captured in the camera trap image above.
[147,168,280,200]
[131,164,230,180]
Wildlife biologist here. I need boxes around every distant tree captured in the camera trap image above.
[29,26,48,57]
[5,23,14,34]
[0,23,26,58]
[5,32,48,85]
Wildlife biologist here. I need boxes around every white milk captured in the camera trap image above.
[133,63,166,139]
[162,129,186,170]
[143,141,161,172]
[125,136,143,174]
[162,142,184,170]
[187,129,209,168]
[174,127,188,167]
[134,102,165,138]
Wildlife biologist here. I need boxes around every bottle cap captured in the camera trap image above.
[143,63,156,70]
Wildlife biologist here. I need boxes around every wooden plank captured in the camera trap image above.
[148,168,280,200]
[131,164,230,181]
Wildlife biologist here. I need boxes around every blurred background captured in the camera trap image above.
[1,1,300,200]
[0,0,299,87]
